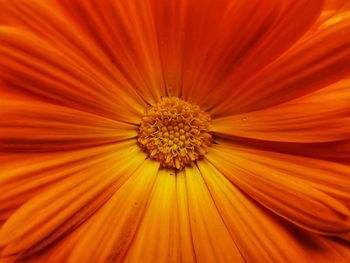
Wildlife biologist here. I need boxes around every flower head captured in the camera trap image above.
[0,0,350,262]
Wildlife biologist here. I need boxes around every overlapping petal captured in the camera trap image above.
[0,99,137,152]
[125,169,195,262]
[56,0,166,103]
[148,0,323,106]
[0,0,349,261]
[0,144,124,220]
[181,166,243,262]
[217,138,350,165]
[0,0,151,106]
[198,159,350,262]
[0,26,144,123]
[325,0,350,10]
[207,143,350,237]
[67,160,159,263]
[0,142,146,259]
[319,0,350,27]
[212,79,350,143]
[211,12,350,115]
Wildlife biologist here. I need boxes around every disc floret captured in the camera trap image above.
[138,97,212,170]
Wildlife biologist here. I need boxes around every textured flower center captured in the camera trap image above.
[138,97,212,170]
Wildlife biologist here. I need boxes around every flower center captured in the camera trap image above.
[138,97,212,170]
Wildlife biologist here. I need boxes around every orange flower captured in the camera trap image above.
[1,0,350,262]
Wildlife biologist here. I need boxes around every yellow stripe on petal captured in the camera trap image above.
[126,169,195,262]
[0,143,129,219]
[184,166,244,262]
[0,143,146,258]
[198,159,350,263]
[67,159,159,263]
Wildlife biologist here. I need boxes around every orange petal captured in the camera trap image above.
[212,12,350,115]
[0,26,143,123]
[198,159,350,262]
[33,223,86,263]
[150,0,233,98]
[66,160,159,263]
[317,10,350,33]
[56,0,166,103]
[0,0,150,106]
[212,79,350,143]
[181,166,244,262]
[207,144,350,237]
[125,169,195,262]
[178,0,322,109]
[0,99,138,152]
[0,144,124,219]
[217,138,350,165]
[0,142,146,258]
[325,0,350,9]
[312,0,350,29]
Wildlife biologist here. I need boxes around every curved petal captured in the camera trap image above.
[198,159,350,262]
[0,144,123,220]
[0,99,138,152]
[212,79,350,143]
[0,26,143,123]
[33,224,86,263]
[125,169,195,262]
[207,144,350,237]
[212,12,350,116]
[0,142,146,259]
[310,0,350,30]
[325,0,350,10]
[177,0,322,109]
[0,0,151,106]
[181,166,244,262]
[66,160,159,263]
[56,0,166,103]
[215,138,350,165]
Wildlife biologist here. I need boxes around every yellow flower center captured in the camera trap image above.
[138,97,212,170]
